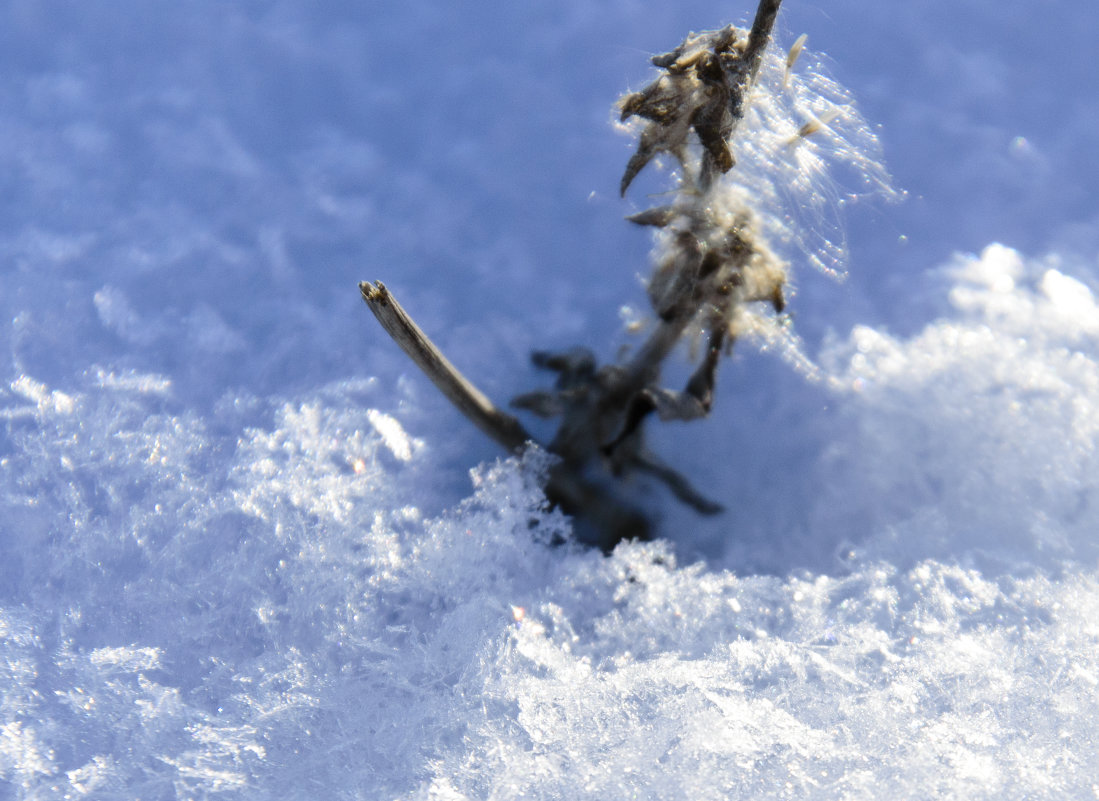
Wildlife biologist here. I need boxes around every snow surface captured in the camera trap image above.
[2,1,1099,799]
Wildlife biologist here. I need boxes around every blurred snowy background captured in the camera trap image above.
[2,0,1098,798]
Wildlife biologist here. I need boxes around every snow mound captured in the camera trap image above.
[817,243,1099,571]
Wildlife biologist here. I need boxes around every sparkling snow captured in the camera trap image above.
[2,1,1098,799]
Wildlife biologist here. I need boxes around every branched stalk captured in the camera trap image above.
[361,0,810,550]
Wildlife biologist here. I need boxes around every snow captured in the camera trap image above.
[2,1,1099,798]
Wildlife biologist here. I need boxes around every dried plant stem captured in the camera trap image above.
[359,282,532,452]
[745,0,783,77]
[623,311,696,384]
[359,0,807,549]
[360,280,655,548]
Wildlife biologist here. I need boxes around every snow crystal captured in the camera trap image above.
[7,375,76,416]
[88,645,163,672]
[91,367,173,396]
[367,408,421,462]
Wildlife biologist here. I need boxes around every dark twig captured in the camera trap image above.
[359,281,532,452]
[631,452,725,515]
[745,0,783,80]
